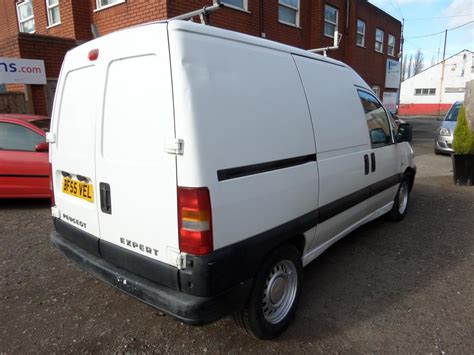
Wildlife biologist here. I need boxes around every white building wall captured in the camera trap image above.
[400,50,473,106]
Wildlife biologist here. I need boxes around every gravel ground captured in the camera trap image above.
[1,118,473,353]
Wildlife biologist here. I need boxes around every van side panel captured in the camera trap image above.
[292,56,372,249]
[169,28,319,251]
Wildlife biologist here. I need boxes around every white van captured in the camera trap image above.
[49,20,416,339]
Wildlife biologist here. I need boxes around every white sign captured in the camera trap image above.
[383,91,398,113]
[385,59,400,89]
[0,57,47,85]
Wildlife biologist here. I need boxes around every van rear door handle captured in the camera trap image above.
[371,153,376,172]
[100,182,112,214]
[364,155,369,175]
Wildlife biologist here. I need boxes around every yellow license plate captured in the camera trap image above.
[62,177,94,203]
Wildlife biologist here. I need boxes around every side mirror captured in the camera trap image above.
[370,128,388,145]
[35,141,49,152]
[397,123,412,142]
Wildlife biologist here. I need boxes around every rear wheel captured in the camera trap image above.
[233,244,302,339]
[388,178,410,221]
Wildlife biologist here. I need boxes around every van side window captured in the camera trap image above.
[357,90,393,147]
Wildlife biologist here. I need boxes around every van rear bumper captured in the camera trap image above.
[50,230,253,325]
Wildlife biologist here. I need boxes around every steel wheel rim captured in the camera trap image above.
[262,259,298,324]
[398,182,408,214]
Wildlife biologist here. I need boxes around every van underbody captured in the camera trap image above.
[51,220,253,324]
[51,208,314,324]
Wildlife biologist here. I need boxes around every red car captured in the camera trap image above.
[0,114,51,198]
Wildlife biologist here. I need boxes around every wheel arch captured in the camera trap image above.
[404,167,416,191]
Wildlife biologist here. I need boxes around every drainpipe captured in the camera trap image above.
[397,18,404,115]
[260,0,265,38]
[438,29,448,116]
[345,0,350,34]
[344,0,350,62]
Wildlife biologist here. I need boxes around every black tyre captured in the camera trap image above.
[233,244,302,339]
[388,178,410,221]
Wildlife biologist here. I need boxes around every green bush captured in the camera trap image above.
[452,105,474,155]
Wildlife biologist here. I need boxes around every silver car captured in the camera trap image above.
[434,101,462,154]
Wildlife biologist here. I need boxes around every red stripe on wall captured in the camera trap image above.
[399,103,452,116]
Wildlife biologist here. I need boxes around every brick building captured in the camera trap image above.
[0,0,401,115]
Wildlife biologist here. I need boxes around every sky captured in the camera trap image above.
[368,0,474,68]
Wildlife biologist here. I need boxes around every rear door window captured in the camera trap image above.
[357,90,394,147]
[0,122,44,151]
[30,119,51,132]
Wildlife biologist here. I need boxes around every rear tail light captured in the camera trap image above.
[49,164,55,206]
[177,187,213,255]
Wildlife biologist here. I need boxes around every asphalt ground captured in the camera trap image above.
[1,117,473,353]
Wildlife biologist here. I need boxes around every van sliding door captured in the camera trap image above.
[292,55,373,248]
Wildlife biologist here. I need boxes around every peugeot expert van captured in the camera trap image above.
[49,20,416,339]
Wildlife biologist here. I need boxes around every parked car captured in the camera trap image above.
[0,114,51,198]
[49,20,416,339]
[434,101,463,154]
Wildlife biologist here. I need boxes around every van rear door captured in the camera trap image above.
[51,56,101,237]
[94,24,179,267]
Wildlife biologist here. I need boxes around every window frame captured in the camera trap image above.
[95,0,126,11]
[414,88,436,96]
[45,0,61,27]
[278,0,300,27]
[357,89,395,148]
[222,0,249,12]
[356,19,366,47]
[324,4,339,38]
[387,34,396,57]
[0,122,45,152]
[375,28,384,53]
[16,0,35,34]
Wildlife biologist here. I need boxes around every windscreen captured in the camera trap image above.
[445,104,461,122]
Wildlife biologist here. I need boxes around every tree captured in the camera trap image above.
[413,49,424,75]
[453,106,474,154]
[431,56,436,66]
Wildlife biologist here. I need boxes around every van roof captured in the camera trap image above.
[166,20,346,68]
[70,19,369,90]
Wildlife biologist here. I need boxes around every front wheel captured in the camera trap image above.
[233,244,302,339]
[388,178,410,221]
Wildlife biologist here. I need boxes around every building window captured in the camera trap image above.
[96,0,126,10]
[356,19,365,47]
[375,28,384,53]
[444,87,465,94]
[324,5,338,38]
[16,0,35,33]
[278,0,299,26]
[414,88,436,96]
[46,0,60,26]
[222,0,247,10]
[388,34,395,56]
